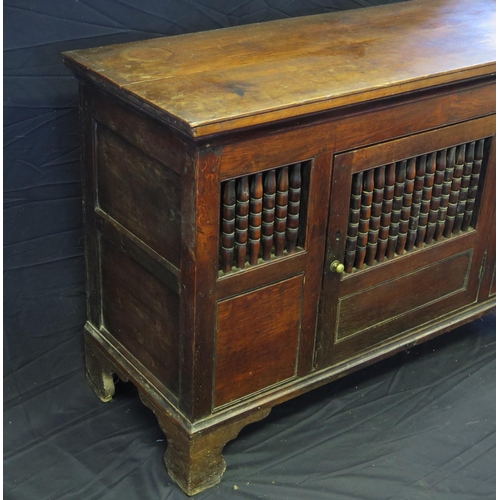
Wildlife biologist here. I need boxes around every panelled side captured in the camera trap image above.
[81,86,186,401]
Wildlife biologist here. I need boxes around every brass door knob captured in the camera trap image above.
[330,260,345,274]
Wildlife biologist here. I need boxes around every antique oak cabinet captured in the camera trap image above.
[63,0,495,494]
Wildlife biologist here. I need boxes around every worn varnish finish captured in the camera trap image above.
[64,0,495,495]
[63,0,494,137]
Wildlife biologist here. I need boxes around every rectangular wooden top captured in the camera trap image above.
[63,0,495,138]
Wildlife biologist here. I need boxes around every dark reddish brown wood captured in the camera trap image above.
[468,139,485,228]
[262,169,276,261]
[316,155,353,364]
[286,163,302,252]
[275,166,289,256]
[85,326,271,496]
[64,2,495,494]
[318,118,495,369]
[350,117,494,174]
[178,147,221,421]
[339,251,472,339]
[63,0,494,138]
[216,251,307,301]
[235,176,250,269]
[345,171,363,272]
[477,138,496,303]
[219,80,495,180]
[221,180,236,273]
[101,239,180,394]
[96,208,180,294]
[97,124,182,266]
[140,389,271,496]
[215,275,303,407]
[219,163,308,274]
[297,153,332,376]
[91,89,186,175]
[341,124,491,274]
[249,173,263,265]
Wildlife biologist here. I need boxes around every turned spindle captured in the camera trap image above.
[249,173,263,265]
[274,167,289,256]
[442,147,456,238]
[235,176,250,268]
[362,169,376,265]
[396,158,414,254]
[407,156,425,250]
[370,166,385,263]
[376,170,390,263]
[423,150,443,243]
[462,140,482,231]
[345,172,363,272]
[286,164,302,253]
[452,145,466,233]
[221,180,236,272]
[262,169,276,261]
[384,163,397,259]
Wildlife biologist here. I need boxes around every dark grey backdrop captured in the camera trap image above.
[4,1,495,499]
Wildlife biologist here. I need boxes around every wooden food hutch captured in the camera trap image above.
[63,0,496,494]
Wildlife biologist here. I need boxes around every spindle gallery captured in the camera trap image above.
[220,163,306,273]
[63,0,495,495]
[345,140,486,273]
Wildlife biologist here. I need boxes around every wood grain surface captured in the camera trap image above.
[63,0,495,137]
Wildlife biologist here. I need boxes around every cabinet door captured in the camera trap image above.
[316,117,495,368]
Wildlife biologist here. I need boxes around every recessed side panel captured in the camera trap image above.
[100,238,180,396]
[214,275,304,408]
[337,250,472,341]
[325,250,475,363]
[96,123,181,266]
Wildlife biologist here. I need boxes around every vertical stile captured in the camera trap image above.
[261,169,276,261]
[274,166,289,256]
[345,172,363,272]
[235,176,250,268]
[286,164,302,252]
[221,180,236,272]
[249,173,263,265]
